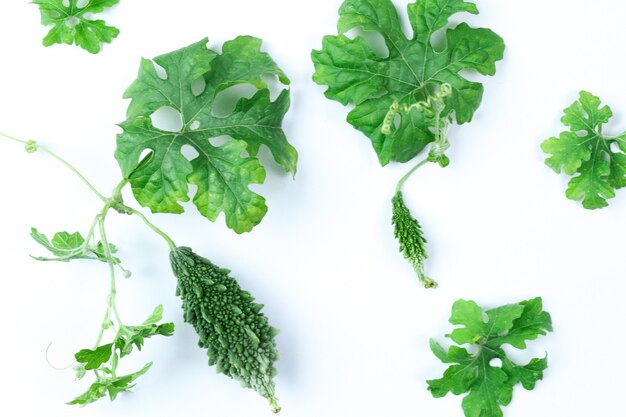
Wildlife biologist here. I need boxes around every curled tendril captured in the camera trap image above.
[25,140,38,153]
[414,101,431,112]
[437,83,452,98]
[382,101,402,135]
[428,147,451,167]
[381,83,453,137]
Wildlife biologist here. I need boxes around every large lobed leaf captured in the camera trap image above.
[541,91,626,209]
[312,0,504,165]
[33,0,120,54]
[428,298,552,417]
[116,38,298,234]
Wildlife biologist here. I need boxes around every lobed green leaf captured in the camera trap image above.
[312,0,504,165]
[33,0,120,54]
[30,228,119,263]
[74,344,114,371]
[541,91,626,208]
[428,298,552,417]
[68,363,153,406]
[116,38,297,233]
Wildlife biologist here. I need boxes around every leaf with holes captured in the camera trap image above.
[33,0,120,54]
[312,0,504,165]
[116,37,297,234]
[428,298,553,417]
[541,91,626,209]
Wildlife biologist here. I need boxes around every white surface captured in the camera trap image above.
[0,0,624,416]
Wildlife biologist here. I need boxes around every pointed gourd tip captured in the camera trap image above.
[269,397,281,413]
[423,278,438,289]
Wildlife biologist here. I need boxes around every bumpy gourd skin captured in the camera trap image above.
[391,192,437,288]
[170,247,280,412]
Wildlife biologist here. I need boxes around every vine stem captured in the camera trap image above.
[91,205,124,381]
[2,131,178,383]
[396,157,430,194]
[0,131,108,203]
[0,131,28,145]
[395,100,451,195]
[122,206,177,251]
[97,207,123,379]
[44,148,108,203]
[99,208,123,327]
[1,131,177,250]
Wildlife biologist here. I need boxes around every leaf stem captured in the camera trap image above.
[0,131,29,145]
[93,204,125,351]
[0,131,108,203]
[83,213,101,249]
[98,208,123,327]
[4,132,177,252]
[121,206,177,251]
[396,157,430,194]
[40,147,108,203]
[111,179,129,204]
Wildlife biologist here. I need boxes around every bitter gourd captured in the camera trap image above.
[170,247,281,412]
[391,192,436,288]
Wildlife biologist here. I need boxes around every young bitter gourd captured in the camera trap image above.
[312,0,505,287]
[170,247,281,412]
[391,192,435,288]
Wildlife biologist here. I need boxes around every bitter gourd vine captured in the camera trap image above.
[312,0,505,287]
[0,36,294,412]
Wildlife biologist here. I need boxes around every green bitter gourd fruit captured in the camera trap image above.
[170,247,281,412]
[391,192,436,288]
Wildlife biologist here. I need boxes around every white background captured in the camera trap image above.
[0,0,624,416]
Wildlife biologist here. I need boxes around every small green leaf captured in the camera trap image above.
[67,382,108,406]
[542,91,626,208]
[73,364,87,380]
[143,305,164,325]
[30,228,57,252]
[30,228,84,260]
[74,343,113,370]
[68,363,153,405]
[30,228,121,264]
[115,308,174,358]
[33,0,120,54]
[51,231,85,250]
[118,323,175,357]
[90,241,119,262]
[106,362,153,400]
[428,298,553,417]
